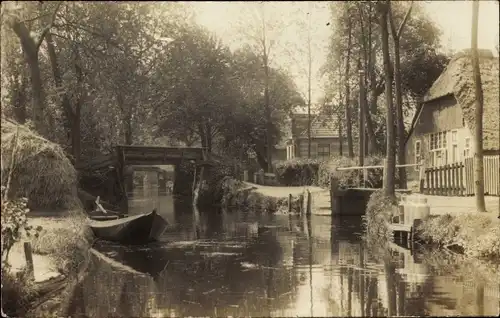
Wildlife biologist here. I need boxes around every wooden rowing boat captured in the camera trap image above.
[87,209,169,245]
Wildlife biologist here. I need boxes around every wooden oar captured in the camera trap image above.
[95,196,108,214]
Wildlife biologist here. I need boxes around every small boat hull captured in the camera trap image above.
[88,211,169,245]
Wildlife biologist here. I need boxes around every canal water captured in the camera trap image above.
[66,188,500,317]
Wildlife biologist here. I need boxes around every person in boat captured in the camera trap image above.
[166,180,174,194]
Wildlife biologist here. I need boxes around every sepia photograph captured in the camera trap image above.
[1,1,499,317]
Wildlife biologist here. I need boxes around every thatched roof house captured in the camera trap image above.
[420,49,499,151]
[404,49,499,181]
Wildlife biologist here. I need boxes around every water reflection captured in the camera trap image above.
[66,190,500,317]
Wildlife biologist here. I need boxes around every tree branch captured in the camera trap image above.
[388,2,398,39]
[35,2,62,51]
[397,2,413,38]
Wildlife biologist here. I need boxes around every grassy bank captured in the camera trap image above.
[3,210,94,317]
[363,190,500,262]
[416,213,500,260]
[219,177,305,214]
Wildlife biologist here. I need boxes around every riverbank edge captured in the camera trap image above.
[364,190,500,262]
[219,177,304,214]
[3,210,94,317]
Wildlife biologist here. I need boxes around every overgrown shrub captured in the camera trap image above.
[198,155,243,206]
[274,158,320,186]
[1,186,42,266]
[362,189,398,244]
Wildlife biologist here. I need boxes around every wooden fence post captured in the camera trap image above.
[444,164,449,196]
[430,167,435,195]
[24,242,34,280]
[419,159,426,194]
[459,162,464,196]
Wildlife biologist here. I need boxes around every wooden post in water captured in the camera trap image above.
[306,190,312,216]
[24,242,34,280]
[299,194,305,216]
[330,176,340,216]
[288,193,292,213]
[158,170,167,194]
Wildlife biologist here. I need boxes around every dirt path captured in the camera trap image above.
[242,182,332,215]
[242,181,325,198]
[407,193,499,220]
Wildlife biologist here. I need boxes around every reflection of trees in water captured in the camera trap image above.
[65,253,157,318]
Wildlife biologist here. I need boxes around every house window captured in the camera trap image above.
[414,140,421,171]
[464,137,471,158]
[451,130,459,163]
[317,144,330,160]
[286,144,296,160]
[429,131,448,166]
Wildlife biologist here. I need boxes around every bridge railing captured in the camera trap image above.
[334,159,425,190]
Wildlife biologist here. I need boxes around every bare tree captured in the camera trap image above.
[471,0,487,212]
[307,6,312,158]
[389,1,413,190]
[344,15,355,158]
[378,1,396,197]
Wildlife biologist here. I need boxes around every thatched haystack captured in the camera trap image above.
[1,118,78,210]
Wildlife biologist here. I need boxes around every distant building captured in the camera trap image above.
[274,112,341,161]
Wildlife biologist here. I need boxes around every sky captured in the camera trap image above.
[191,1,500,105]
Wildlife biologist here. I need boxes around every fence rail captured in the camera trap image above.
[423,155,499,196]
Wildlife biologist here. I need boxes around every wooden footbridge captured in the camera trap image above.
[77,145,214,214]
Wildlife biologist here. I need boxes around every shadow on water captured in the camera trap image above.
[65,191,500,317]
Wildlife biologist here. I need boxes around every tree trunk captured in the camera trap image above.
[45,32,76,154]
[338,112,343,156]
[117,94,133,145]
[358,70,366,166]
[73,48,83,165]
[12,68,28,124]
[264,54,273,172]
[379,1,396,197]
[344,18,355,158]
[367,92,381,154]
[307,12,312,159]
[10,1,61,136]
[389,1,413,190]
[471,0,486,212]
[393,40,407,189]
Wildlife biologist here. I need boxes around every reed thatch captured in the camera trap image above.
[423,49,499,151]
[1,118,78,210]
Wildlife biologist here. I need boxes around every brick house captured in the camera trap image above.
[404,49,499,183]
[276,112,341,161]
